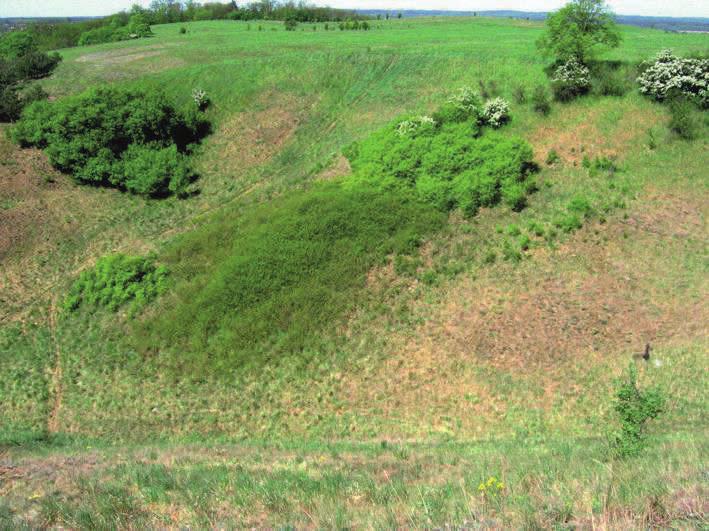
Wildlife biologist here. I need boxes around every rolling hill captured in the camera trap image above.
[0,16,707,527]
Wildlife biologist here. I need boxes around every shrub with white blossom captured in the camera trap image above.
[637,50,709,108]
[192,88,210,110]
[397,115,437,137]
[551,58,591,101]
[481,97,511,128]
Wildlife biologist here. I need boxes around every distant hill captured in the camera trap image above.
[359,10,709,32]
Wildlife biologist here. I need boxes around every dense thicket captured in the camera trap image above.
[0,31,60,121]
[345,91,534,216]
[136,184,445,369]
[12,86,209,196]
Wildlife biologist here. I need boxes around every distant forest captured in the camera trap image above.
[0,1,365,50]
[360,10,709,33]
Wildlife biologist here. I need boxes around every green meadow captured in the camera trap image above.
[1,16,707,527]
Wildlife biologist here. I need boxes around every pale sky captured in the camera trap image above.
[1,0,708,19]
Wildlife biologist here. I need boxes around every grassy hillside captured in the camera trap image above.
[1,17,707,527]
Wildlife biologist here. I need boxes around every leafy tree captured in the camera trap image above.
[537,0,621,63]
[0,31,37,59]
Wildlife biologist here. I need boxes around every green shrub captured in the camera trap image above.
[667,95,701,140]
[120,144,192,197]
[611,363,665,458]
[136,184,445,369]
[64,254,169,313]
[532,85,552,115]
[12,86,208,196]
[590,61,633,97]
[513,85,527,104]
[346,119,535,217]
[179,26,187,34]
[545,149,560,165]
[0,85,22,122]
[433,86,482,124]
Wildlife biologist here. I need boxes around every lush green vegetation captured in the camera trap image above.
[137,184,445,370]
[12,86,209,196]
[0,13,707,528]
[63,254,169,313]
[0,31,60,121]
[346,120,535,216]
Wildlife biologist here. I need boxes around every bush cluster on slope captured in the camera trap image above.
[12,86,209,196]
[345,90,534,216]
[64,254,169,313]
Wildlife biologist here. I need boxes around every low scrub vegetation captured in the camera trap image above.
[611,363,666,458]
[136,185,445,370]
[11,86,209,196]
[64,254,169,314]
[346,89,533,216]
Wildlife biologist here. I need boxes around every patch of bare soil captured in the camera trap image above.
[529,104,663,165]
[341,186,707,431]
[209,95,301,179]
[0,146,63,261]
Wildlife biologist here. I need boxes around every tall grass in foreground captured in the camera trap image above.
[2,433,702,528]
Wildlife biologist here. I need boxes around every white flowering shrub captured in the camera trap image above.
[396,115,437,137]
[481,97,511,128]
[551,58,591,101]
[191,88,210,110]
[637,50,709,108]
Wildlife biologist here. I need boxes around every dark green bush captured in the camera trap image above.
[136,184,445,369]
[513,85,527,104]
[532,85,552,115]
[611,363,665,458]
[0,31,60,122]
[668,95,701,140]
[589,62,634,97]
[64,254,169,313]
[12,86,208,196]
[0,85,22,122]
[345,120,535,217]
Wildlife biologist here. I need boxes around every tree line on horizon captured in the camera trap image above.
[18,1,369,51]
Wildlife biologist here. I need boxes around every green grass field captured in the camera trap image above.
[1,17,707,527]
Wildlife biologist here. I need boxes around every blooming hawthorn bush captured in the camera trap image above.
[551,58,591,101]
[637,50,709,108]
[192,88,210,110]
[482,97,511,128]
[397,115,437,137]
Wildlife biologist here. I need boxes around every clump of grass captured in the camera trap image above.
[668,95,701,140]
[532,85,551,115]
[545,149,560,165]
[512,85,527,104]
